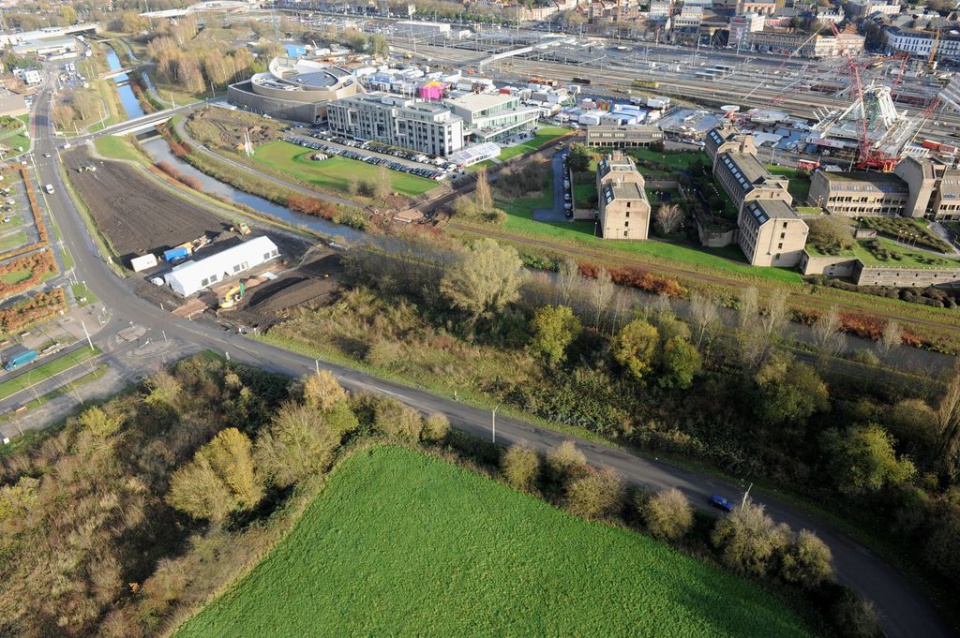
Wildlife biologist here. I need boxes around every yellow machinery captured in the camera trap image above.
[219,281,245,310]
[230,221,251,236]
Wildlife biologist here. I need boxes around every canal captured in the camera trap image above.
[104,45,145,120]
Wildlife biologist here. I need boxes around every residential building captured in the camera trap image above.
[444,93,539,142]
[713,151,792,216]
[705,124,756,164]
[585,125,664,148]
[735,0,776,15]
[596,152,652,241]
[883,27,960,61]
[729,13,766,46]
[894,156,960,219]
[738,199,808,267]
[808,171,909,216]
[648,1,673,17]
[327,92,464,157]
[846,0,901,18]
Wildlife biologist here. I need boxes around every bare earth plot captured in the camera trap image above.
[65,149,227,259]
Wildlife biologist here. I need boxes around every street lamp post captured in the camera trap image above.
[491,404,499,444]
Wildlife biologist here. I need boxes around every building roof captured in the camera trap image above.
[744,199,798,226]
[819,171,908,192]
[444,92,515,113]
[598,153,638,179]
[608,182,648,201]
[717,152,786,196]
[939,174,960,196]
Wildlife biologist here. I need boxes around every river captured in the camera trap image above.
[140,137,365,243]
[104,45,145,120]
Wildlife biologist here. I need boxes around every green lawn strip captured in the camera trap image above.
[766,164,812,203]
[176,446,815,638]
[70,283,97,306]
[574,180,597,206]
[497,125,570,161]
[93,135,148,162]
[0,364,109,431]
[0,230,26,251]
[633,147,708,171]
[253,140,437,197]
[0,268,31,285]
[0,347,100,401]
[854,236,956,268]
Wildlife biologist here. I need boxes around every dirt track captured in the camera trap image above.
[65,149,228,259]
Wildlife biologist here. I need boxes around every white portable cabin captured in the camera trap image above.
[130,253,158,272]
[164,236,279,297]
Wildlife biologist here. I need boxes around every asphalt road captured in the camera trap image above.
[26,87,958,637]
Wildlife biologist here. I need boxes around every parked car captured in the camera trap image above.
[709,495,735,512]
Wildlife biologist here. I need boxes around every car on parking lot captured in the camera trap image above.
[709,495,735,512]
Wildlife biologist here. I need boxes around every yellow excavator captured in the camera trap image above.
[219,281,245,310]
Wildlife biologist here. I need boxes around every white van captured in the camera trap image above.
[44,184,54,194]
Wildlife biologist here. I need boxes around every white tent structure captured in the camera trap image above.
[164,236,279,297]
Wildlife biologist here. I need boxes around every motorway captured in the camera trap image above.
[23,79,958,637]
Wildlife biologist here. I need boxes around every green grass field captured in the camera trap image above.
[175,446,815,638]
[766,165,812,204]
[253,140,438,197]
[93,135,144,162]
[0,268,30,284]
[0,347,99,401]
[0,114,31,156]
[0,229,26,252]
[497,126,570,161]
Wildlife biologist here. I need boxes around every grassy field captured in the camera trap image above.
[253,140,438,197]
[498,126,570,161]
[70,282,97,306]
[767,165,812,204]
[633,147,708,171]
[0,229,26,252]
[93,135,145,162]
[175,446,815,638]
[0,347,99,401]
[0,268,30,285]
[0,114,31,156]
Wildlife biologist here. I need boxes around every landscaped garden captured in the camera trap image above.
[175,446,816,638]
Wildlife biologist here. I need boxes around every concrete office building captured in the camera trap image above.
[596,152,652,240]
[894,156,960,220]
[227,56,362,124]
[705,125,757,164]
[585,125,663,148]
[738,199,808,267]
[808,171,910,216]
[443,93,539,142]
[326,92,464,157]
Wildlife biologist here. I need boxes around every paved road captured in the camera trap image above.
[532,148,570,223]
[24,86,959,637]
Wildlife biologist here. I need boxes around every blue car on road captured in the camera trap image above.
[710,494,735,512]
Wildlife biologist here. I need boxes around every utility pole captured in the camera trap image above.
[741,482,753,508]
[80,320,93,350]
[491,404,499,444]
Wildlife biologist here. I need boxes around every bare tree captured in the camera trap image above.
[936,360,960,477]
[689,292,720,349]
[655,203,684,235]
[474,165,493,213]
[877,320,903,365]
[759,288,789,344]
[591,266,614,330]
[812,306,843,360]
[557,258,580,307]
[737,287,759,332]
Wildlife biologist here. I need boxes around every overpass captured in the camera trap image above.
[102,67,137,81]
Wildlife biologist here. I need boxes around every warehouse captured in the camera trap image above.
[164,237,279,297]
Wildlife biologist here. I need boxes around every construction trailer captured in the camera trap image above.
[164,236,279,297]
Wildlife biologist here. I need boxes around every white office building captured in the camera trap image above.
[443,93,540,142]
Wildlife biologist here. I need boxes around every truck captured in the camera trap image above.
[162,246,191,263]
[3,349,37,371]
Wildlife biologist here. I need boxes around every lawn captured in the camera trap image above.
[0,114,31,156]
[0,346,99,401]
[0,268,31,285]
[93,135,144,162]
[497,125,571,161]
[632,147,708,171]
[70,282,97,306]
[253,140,438,197]
[0,230,26,252]
[175,446,815,638]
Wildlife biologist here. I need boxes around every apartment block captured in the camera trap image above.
[596,152,652,241]
[738,199,808,267]
[713,151,792,216]
[326,92,464,157]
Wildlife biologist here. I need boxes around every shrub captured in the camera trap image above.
[302,370,348,412]
[501,443,540,491]
[546,441,587,481]
[642,487,694,541]
[565,467,624,520]
[373,396,423,440]
[254,402,341,488]
[421,413,451,442]
[711,500,791,578]
[781,529,834,589]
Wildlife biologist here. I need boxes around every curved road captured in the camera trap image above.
[30,89,957,638]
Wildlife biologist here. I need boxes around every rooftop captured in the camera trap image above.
[717,152,787,195]
[744,199,799,226]
[444,92,517,112]
[820,171,909,192]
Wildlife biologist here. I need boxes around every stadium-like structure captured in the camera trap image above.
[227,56,363,124]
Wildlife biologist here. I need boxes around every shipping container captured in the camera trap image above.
[163,246,191,263]
[130,253,158,272]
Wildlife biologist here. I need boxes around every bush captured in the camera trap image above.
[781,529,834,589]
[546,441,587,481]
[421,413,451,442]
[501,443,540,491]
[372,396,423,440]
[565,467,624,520]
[642,487,694,541]
[301,370,348,412]
[711,500,791,578]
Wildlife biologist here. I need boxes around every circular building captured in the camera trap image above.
[227,56,363,124]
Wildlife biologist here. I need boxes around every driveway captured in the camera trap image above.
[532,149,569,223]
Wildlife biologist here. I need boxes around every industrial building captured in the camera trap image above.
[596,152,651,241]
[164,237,279,297]
[227,56,362,124]
[585,125,663,148]
[326,92,465,157]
